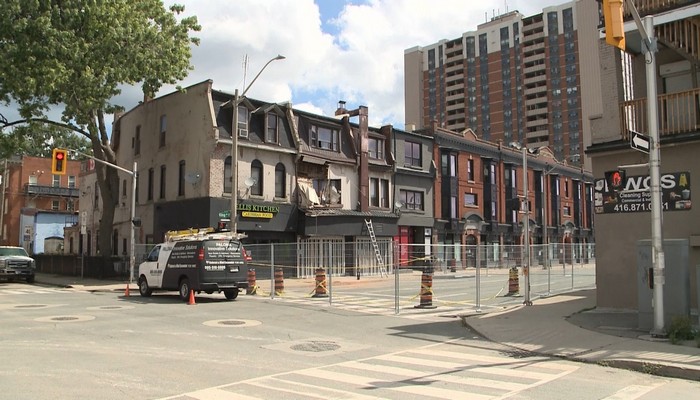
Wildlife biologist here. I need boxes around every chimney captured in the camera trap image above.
[335,100,347,116]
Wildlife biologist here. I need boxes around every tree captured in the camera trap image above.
[0,123,92,160]
[0,1,200,258]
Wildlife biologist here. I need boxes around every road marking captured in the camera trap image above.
[157,340,579,400]
[602,383,665,399]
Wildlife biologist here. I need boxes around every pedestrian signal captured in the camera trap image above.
[51,149,68,175]
[605,169,626,192]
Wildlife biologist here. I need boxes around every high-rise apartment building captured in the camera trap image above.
[405,1,587,167]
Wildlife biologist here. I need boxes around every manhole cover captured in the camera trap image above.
[15,304,46,308]
[202,319,261,328]
[218,320,245,326]
[87,305,134,311]
[34,315,95,323]
[291,341,340,352]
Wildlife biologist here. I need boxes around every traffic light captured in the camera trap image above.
[216,219,230,232]
[51,148,68,175]
[506,197,521,212]
[605,169,626,192]
[603,0,625,50]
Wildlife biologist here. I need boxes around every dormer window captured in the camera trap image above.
[266,113,279,143]
[310,125,339,151]
[237,105,248,137]
[368,137,384,159]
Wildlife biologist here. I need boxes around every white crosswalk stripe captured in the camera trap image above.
[260,293,468,321]
[0,287,70,296]
[159,341,579,400]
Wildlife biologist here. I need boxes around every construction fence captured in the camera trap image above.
[127,241,596,313]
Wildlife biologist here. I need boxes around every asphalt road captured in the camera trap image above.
[1,280,698,400]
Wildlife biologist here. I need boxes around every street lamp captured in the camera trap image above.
[510,142,539,306]
[231,54,285,235]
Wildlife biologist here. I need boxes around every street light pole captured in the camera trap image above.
[521,146,532,306]
[231,54,285,235]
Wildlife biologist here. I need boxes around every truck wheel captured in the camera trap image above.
[138,276,152,297]
[179,278,191,302]
[224,289,239,300]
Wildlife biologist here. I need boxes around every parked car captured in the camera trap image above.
[137,229,250,301]
[0,246,36,283]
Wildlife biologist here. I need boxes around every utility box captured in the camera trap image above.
[637,239,690,331]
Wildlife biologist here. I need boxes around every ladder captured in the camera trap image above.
[365,219,388,277]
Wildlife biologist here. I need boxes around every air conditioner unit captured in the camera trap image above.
[238,128,248,138]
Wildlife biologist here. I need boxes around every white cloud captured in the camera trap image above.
[1,0,573,132]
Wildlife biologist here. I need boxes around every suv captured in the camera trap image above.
[0,246,36,283]
[137,232,250,301]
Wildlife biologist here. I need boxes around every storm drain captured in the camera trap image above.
[499,349,539,359]
[203,319,262,328]
[291,341,340,353]
[34,315,96,323]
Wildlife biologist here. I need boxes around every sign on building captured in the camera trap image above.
[594,172,691,214]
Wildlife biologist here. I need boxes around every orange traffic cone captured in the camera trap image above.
[124,283,130,297]
[188,289,196,305]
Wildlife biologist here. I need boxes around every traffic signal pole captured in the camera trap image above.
[68,149,138,286]
[640,14,666,337]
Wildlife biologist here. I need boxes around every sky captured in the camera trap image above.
[1,0,573,132]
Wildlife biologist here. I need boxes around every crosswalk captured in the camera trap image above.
[254,292,495,321]
[161,341,580,400]
[0,286,71,296]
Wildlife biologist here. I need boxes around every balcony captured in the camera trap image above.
[620,88,700,140]
[25,184,80,198]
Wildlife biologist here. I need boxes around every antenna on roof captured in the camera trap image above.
[242,54,249,89]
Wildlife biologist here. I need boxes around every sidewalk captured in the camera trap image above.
[34,273,700,380]
[460,289,700,381]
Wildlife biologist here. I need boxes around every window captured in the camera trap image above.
[310,125,339,151]
[237,105,248,136]
[134,125,141,155]
[52,175,60,187]
[178,160,185,196]
[275,163,286,198]
[68,176,76,188]
[266,113,279,143]
[122,179,127,197]
[159,115,166,147]
[147,168,154,201]
[312,179,341,204]
[450,154,457,177]
[251,160,262,196]
[563,206,571,216]
[160,165,166,199]
[405,141,421,167]
[400,189,423,210]
[565,179,569,197]
[368,137,384,159]
[28,175,37,185]
[52,200,60,211]
[370,178,389,207]
[224,156,232,194]
[467,159,474,181]
[464,193,478,207]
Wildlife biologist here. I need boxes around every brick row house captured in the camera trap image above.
[97,80,593,277]
[0,155,80,254]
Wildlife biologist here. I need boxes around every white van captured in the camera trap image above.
[137,232,250,301]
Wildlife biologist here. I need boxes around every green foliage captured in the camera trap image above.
[0,123,92,159]
[0,0,200,123]
[0,0,199,258]
[666,315,697,345]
